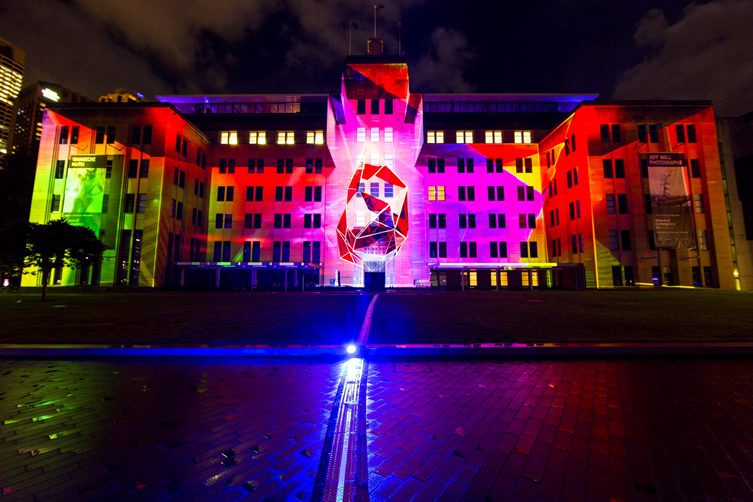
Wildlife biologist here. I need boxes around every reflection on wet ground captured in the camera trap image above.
[0,359,339,500]
[1,358,753,500]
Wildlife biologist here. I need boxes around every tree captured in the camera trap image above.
[25,220,105,301]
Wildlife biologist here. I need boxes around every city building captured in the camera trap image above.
[11,81,90,160]
[0,36,24,169]
[22,49,744,290]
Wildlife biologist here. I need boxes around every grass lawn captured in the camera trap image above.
[0,288,751,345]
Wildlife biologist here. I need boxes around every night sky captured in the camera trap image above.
[1,0,752,115]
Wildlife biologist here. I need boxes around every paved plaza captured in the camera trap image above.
[1,288,753,499]
[1,357,753,500]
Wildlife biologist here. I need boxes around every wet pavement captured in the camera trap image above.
[2,357,753,500]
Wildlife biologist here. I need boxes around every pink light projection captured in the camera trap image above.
[337,163,409,266]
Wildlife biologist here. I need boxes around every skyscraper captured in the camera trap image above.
[0,36,24,169]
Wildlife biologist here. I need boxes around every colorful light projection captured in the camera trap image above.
[62,156,107,234]
[337,163,408,268]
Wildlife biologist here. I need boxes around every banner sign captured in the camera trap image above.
[63,156,106,233]
[647,153,692,249]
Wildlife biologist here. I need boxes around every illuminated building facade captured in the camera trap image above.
[22,55,742,290]
[0,36,24,169]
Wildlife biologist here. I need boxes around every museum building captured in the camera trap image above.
[22,50,738,290]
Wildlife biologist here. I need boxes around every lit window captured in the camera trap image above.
[249,131,266,145]
[220,131,238,145]
[277,131,295,145]
[456,130,473,143]
[357,127,366,143]
[384,153,394,168]
[384,127,393,143]
[428,186,436,201]
[370,128,380,143]
[514,130,532,144]
[306,130,324,144]
[370,153,380,165]
[427,131,444,144]
[485,130,502,144]
[355,213,365,227]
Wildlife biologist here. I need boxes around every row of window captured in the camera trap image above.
[214,213,324,230]
[600,123,698,144]
[215,185,324,203]
[212,240,322,263]
[425,130,533,144]
[355,98,394,115]
[217,157,324,174]
[219,130,325,145]
[428,241,539,259]
[355,127,394,143]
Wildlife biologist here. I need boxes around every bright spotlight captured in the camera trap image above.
[346,344,357,355]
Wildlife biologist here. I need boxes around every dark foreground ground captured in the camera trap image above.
[0,288,752,345]
[1,357,752,500]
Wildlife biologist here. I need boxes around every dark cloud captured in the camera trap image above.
[411,27,475,92]
[615,0,753,116]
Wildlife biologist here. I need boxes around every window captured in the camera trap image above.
[304,213,322,228]
[687,124,697,143]
[567,171,572,188]
[515,158,523,173]
[698,229,708,251]
[50,194,61,212]
[303,130,322,145]
[54,160,65,179]
[220,131,238,145]
[370,128,379,143]
[217,186,234,202]
[484,130,503,143]
[384,127,393,143]
[176,134,182,153]
[690,159,701,178]
[125,194,135,213]
[277,131,295,145]
[428,186,446,201]
[384,99,393,114]
[371,99,380,114]
[638,124,659,143]
[600,124,620,143]
[305,186,323,202]
[573,167,579,185]
[459,214,476,229]
[614,159,625,178]
[694,193,704,213]
[426,131,444,144]
[456,130,473,143]
[457,158,474,173]
[514,130,532,143]
[107,126,116,144]
[459,242,477,258]
[95,127,105,144]
[618,194,628,214]
[458,186,475,201]
[357,127,366,143]
[517,186,525,201]
[571,134,576,152]
[139,159,149,178]
[620,230,631,251]
[137,193,147,214]
[606,194,616,214]
[609,229,619,251]
[142,125,152,144]
[248,158,265,174]
[102,194,109,214]
[384,183,394,198]
[603,159,613,178]
[246,186,262,201]
[520,241,529,258]
[59,126,69,144]
[249,131,267,145]
[357,99,366,114]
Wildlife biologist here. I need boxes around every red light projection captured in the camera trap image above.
[337,163,408,265]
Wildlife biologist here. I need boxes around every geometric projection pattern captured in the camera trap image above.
[337,163,409,266]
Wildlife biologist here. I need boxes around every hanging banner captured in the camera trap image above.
[647,153,692,249]
[63,155,107,234]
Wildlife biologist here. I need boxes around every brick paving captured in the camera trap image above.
[2,357,753,500]
[366,359,753,500]
[0,359,339,500]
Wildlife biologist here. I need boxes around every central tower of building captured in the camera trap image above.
[324,51,424,287]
